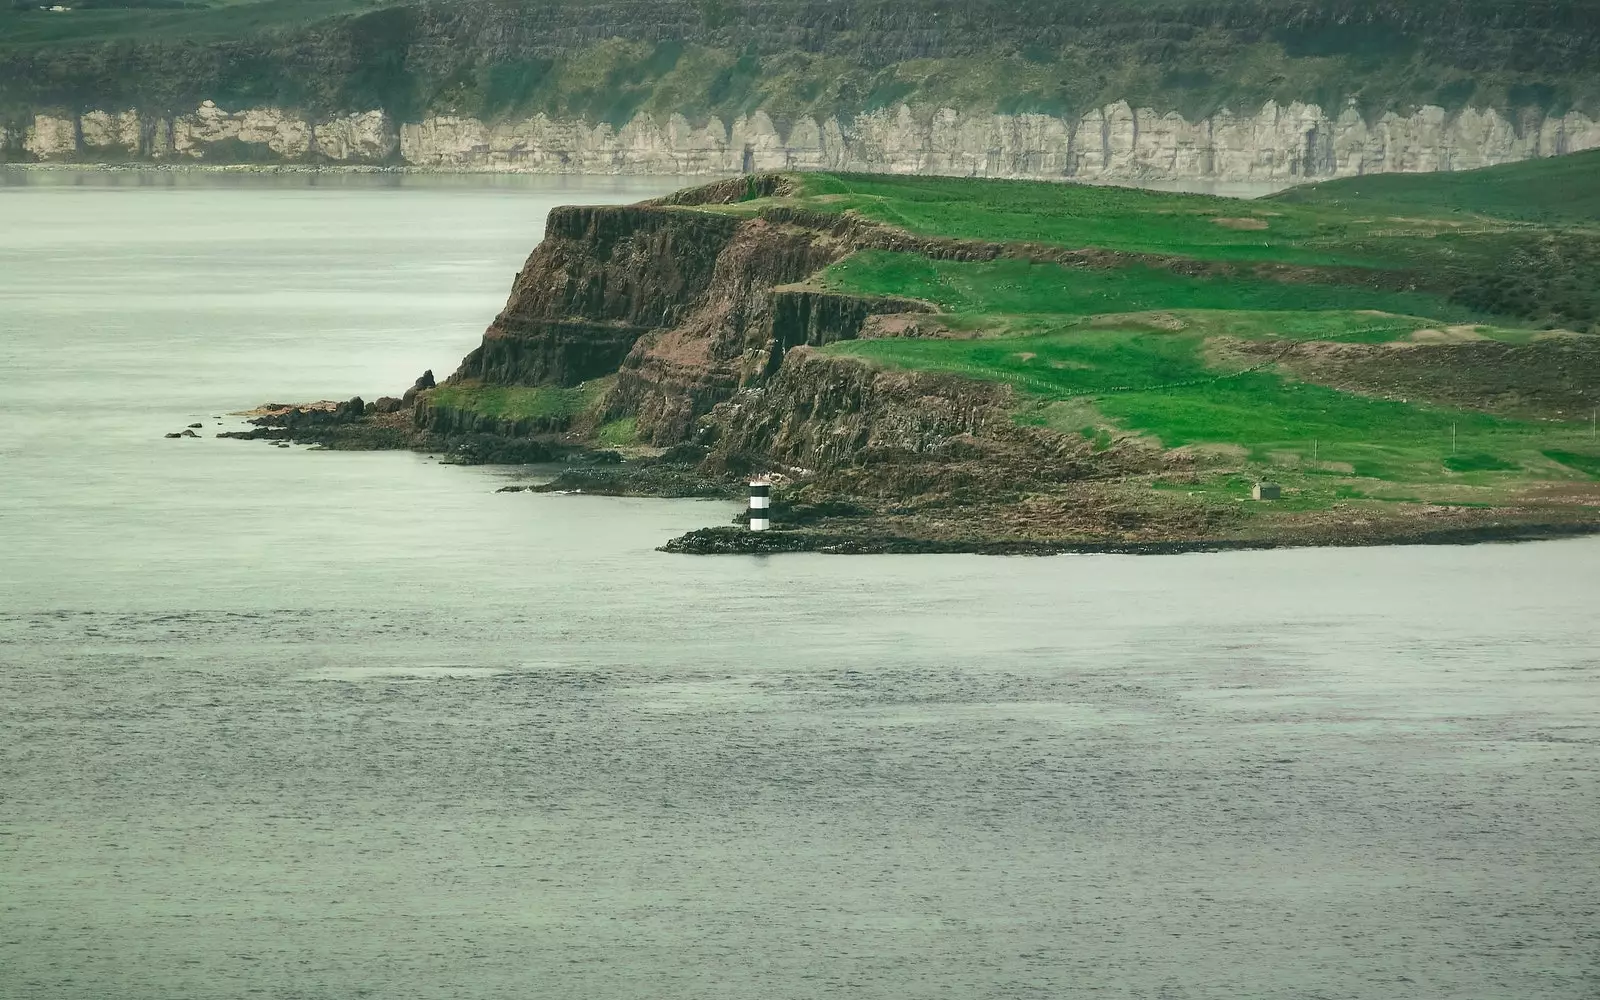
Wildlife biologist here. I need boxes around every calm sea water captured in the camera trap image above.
[2,169,1598,1000]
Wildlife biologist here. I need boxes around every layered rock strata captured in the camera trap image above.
[17,100,1600,181]
[454,205,745,391]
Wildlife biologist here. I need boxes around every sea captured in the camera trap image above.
[1,168,1597,1000]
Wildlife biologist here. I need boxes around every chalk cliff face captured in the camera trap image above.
[21,102,396,163]
[19,100,1600,182]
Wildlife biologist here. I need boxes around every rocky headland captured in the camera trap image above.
[229,163,1600,554]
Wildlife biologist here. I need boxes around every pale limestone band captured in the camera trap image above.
[15,100,1599,182]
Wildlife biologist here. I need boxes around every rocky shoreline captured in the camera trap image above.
[222,390,1600,556]
[217,169,1600,556]
[220,395,1600,557]
[657,521,1600,556]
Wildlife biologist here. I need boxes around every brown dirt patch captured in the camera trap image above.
[1090,310,1188,331]
[1166,442,1250,465]
[861,313,966,339]
[1515,481,1600,505]
[1211,217,1270,231]
[1408,325,1486,343]
[1234,337,1600,418]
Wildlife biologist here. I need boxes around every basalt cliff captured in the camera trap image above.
[231,166,1600,554]
[6,0,1600,183]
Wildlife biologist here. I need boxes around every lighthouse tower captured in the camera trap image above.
[748,479,771,531]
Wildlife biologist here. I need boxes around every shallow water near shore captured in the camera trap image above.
[3,170,1598,1000]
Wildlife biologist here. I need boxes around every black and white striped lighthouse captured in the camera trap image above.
[748,478,771,531]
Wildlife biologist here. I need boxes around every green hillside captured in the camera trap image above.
[1271,148,1600,223]
[770,164,1600,329]
[4,0,1599,128]
[0,0,374,47]
[737,155,1600,507]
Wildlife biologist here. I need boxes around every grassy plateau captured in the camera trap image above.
[722,154,1600,529]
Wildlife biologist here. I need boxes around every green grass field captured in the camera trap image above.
[784,155,1600,496]
[426,382,605,422]
[823,328,1593,483]
[761,165,1600,329]
[790,173,1365,266]
[1272,148,1600,224]
[0,0,377,47]
[816,250,1482,324]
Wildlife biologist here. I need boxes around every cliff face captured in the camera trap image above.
[452,205,743,387]
[442,197,955,450]
[606,217,848,443]
[436,197,1094,488]
[15,100,1600,182]
[434,169,1600,469]
[394,102,1600,180]
[705,348,1011,472]
[15,102,398,163]
[9,0,1600,180]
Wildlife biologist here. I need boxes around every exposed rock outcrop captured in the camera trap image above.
[22,103,396,163]
[606,218,850,443]
[452,206,745,389]
[706,348,1010,471]
[764,290,934,377]
[1238,335,1600,420]
[17,100,1600,182]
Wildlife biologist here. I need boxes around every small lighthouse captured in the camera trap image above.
[748,478,771,531]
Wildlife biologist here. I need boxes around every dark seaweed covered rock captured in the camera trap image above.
[440,435,559,465]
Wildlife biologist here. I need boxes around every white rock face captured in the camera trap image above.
[23,114,78,157]
[19,100,1600,181]
[22,103,396,162]
[387,100,1600,179]
[78,110,144,151]
[310,111,396,161]
[167,103,396,160]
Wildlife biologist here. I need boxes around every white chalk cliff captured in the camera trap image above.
[13,99,1600,180]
